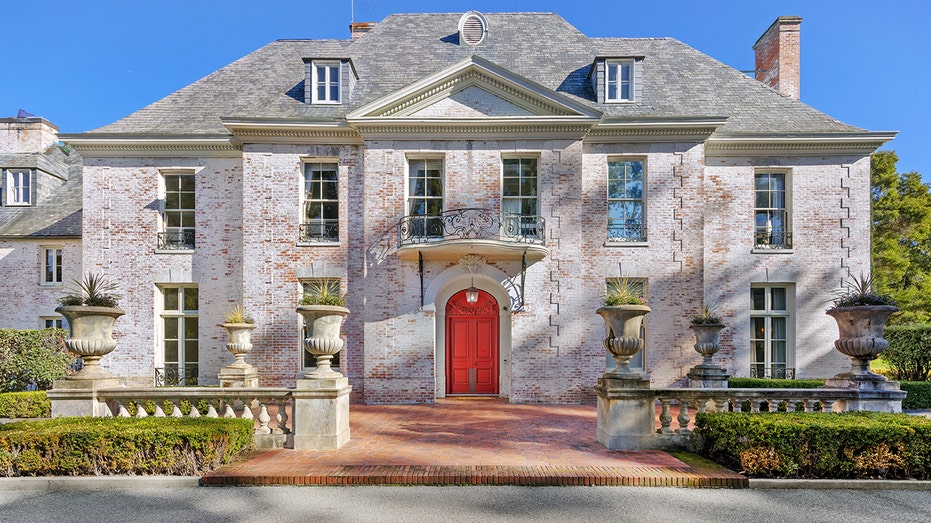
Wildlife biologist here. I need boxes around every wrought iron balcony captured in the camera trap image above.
[754,227,792,249]
[299,220,339,243]
[395,208,547,262]
[398,208,544,246]
[750,365,795,379]
[155,365,199,387]
[607,223,647,243]
[157,230,195,250]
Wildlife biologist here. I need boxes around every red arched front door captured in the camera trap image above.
[446,289,499,395]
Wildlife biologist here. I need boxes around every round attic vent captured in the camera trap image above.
[458,11,488,46]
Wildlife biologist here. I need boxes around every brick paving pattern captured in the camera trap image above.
[203,399,745,487]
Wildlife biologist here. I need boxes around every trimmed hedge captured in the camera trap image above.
[0,391,50,418]
[0,417,253,476]
[728,378,825,389]
[883,325,931,381]
[901,381,931,409]
[695,411,931,479]
[0,329,75,392]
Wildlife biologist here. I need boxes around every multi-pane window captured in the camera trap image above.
[160,286,199,386]
[313,62,340,103]
[604,278,647,371]
[5,169,31,206]
[607,160,645,242]
[301,279,342,370]
[301,163,339,242]
[161,173,195,250]
[42,317,65,329]
[502,158,539,238]
[750,285,793,379]
[407,159,444,239]
[606,61,634,102]
[754,173,790,249]
[43,247,62,284]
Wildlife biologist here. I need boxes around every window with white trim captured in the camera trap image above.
[159,286,199,386]
[312,61,341,104]
[160,173,195,250]
[42,247,63,285]
[607,159,646,242]
[606,60,634,102]
[301,162,339,242]
[502,158,539,238]
[754,172,791,249]
[5,169,31,206]
[41,316,66,329]
[407,159,444,239]
[750,285,794,379]
[300,279,342,370]
[604,278,647,371]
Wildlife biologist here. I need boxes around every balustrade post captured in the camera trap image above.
[659,399,673,434]
[676,400,691,432]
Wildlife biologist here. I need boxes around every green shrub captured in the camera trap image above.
[0,392,50,418]
[883,325,931,381]
[728,378,825,389]
[0,329,75,392]
[0,417,253,476]
[901,381,931,409]
[694,411,931,479]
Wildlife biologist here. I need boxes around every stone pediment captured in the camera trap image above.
[347,56,601,127]
[409,86,536,118]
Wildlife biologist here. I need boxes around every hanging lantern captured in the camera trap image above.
[465,278,479,303]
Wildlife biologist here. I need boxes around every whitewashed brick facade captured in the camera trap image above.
[49,12,892,402]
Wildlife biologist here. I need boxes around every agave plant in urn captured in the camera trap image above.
[825,273,898,380]
[55,273,125,380]
[686,303,729,388]
[296,279,349,379]
[217,305,258,387]
[596,278,650,383]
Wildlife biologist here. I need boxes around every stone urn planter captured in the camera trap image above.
[689,323,725,368]
[220,323,256,368]
[217,321,258,387]
[596,304,650,379]
[687,323,729,388]
[55,305,125,380]
[297,305,350,378]
[826,305,899,379]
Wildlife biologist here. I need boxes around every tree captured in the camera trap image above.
[871,151,931,324]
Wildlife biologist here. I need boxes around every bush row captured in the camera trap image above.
[883,325,931,381]
[728,378,825,389]
[0,417,253,476]
[901,381,931,409]
[0,391,50,418]
[0,329,75,392]
[694,411,931,479]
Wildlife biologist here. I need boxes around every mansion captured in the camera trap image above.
[0,12,892,403]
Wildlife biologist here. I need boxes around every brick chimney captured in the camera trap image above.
[350,22,376,39]
[0,117,59,154]
[753,16,802,100]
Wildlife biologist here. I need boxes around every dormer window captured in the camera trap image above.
[4,169,32,206]
[312,61,341,104]
[606,60,634,102]
[591,56,642,104]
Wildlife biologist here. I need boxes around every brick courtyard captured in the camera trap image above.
[203,398,745,487]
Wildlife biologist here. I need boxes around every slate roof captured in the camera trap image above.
[0,145,82,238]
[87,12,862,137]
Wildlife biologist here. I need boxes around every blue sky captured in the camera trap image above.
[3,1,927,179]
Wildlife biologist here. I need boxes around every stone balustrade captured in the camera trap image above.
[96,387,293,449]
[595,382,904,450]
[648,387,860,447]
